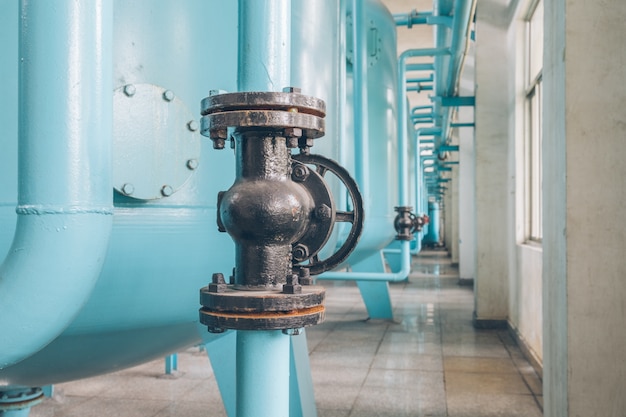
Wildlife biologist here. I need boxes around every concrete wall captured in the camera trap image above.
[473,0,544,368]
[509,0,543,366]
[473,3,511,322]
[544,0,626,415]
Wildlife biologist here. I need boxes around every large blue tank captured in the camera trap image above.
[0,0,403,396]
[341,0,400,267]
[0,0,350,389]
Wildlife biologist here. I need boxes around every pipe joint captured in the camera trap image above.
[199,91,363,333]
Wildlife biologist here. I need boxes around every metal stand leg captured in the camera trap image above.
[354,252,394,319]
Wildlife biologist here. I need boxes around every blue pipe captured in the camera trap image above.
[351,0,369,194]
[319,48,449,283]
[412,105,433,112]
[393,10,432,27]
[0,0,113,369]
[238,0,290,92]
[436,0,476,151]
[406,63,435,72]
[407,75,434,83]
[407,85,433,92]
[445,0,476,95]
[416,128,441,218]
[236,1,291,416]
[398,48,449,206]
[317,240,411,281]
[236,331,290,417]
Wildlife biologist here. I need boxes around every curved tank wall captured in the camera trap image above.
[342,0,399,267]
[0,0,239,388]
[0,0,19,257]
[0,0,347,388]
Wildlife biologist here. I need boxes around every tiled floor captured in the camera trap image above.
[31,249,543,417]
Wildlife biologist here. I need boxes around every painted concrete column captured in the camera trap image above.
[472,7,510,325]
[543,0,626,415]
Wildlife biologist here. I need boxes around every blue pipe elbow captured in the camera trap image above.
[0,0,113,369]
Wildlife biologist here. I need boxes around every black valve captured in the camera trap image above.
[198,90,363,333]
[394,206,425,240]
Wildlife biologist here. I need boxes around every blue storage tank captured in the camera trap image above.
[423,200,442,246]
[341,0,399,267]
[0,0,348,389]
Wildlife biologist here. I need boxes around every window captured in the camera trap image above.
[524,0,543,242]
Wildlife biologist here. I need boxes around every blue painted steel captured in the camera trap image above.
[351,0,369,199]
[318,240,411,282]
[332,0,399,269]
[406,63,435,71]
[289,331,317,417]
[238,0,290,92]
[445,0,476,95]
[416,128,441,217]
[206,330,317,417]
[0,388,43,417]
[164,354,178,374]
[205,332,237,417]
[237,331,290,417]
[407,85,434,92]
[424,202,441,245]
[235,1,292,416]
[0,0,114,369]
[440,96,475,106]
[0,0,239,387]
[393,10,432,27]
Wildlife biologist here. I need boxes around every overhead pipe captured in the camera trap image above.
[0,0,113,369]
[234,1,292,416]
[406,63,435,72]
[436,0,477,152]
[393,10,432,27]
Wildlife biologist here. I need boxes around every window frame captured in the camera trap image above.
[523,0,543,243]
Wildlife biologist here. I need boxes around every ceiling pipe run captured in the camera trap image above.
[0,0,113,369]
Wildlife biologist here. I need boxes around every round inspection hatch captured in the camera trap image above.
[113,83,201,200]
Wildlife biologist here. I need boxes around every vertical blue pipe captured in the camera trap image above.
[238,0,290,92]
[0,0,113,369]
[237,331,290,417]
[236,1,291,416]
[351,0,369,195]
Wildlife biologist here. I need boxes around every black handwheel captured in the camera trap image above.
[292,153,364,276]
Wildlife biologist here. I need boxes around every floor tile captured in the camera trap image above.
[29,249,543,417]
[446,393,543,417]
[371,352,443,372]
[443,357,518,374]
[445,371,530,395]
[350,386,447,417]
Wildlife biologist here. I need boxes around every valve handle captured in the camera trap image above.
[292,153,364,276]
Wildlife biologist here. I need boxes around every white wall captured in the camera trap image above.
[509,0,543,367]
[474,5,510,322]
[543,1,626,415]
[474,0,543,366]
